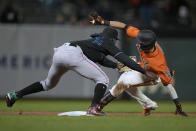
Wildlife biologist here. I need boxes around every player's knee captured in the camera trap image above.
[111,81,128,97]
[40,80,56,91]
[117,81,129,90]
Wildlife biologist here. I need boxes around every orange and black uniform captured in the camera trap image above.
[125,26,174,86]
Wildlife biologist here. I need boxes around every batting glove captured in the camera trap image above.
[89,11,105,25]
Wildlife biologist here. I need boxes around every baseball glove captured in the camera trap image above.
[119,66,132,72]
[117,62,124,70]
[118,56,137,72]
[89,11,104,25]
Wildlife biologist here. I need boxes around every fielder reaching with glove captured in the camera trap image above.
[89,12,188,116]
[6,27,157,116]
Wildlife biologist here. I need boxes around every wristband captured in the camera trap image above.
[123,24,129,32]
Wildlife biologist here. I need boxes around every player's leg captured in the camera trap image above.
[99,70,146,110]
[165,84,188,116]
[161,70,188,116]
[98,84,118,111]
[6,48,69,107]
[73,54,109,115]
[6,82,44,107]
[99,70,157,112]
[122,71,158,116]
[125,87,158,116]
[6,62,69,107]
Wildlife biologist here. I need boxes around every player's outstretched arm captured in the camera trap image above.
[115,52,146,74]
[89,12,140,37]
[89,12,126,29]
[98,56,125,71]
[106,21,126,29]
[114,52,158,80]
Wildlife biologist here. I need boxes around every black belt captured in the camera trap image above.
[69,43,78,47]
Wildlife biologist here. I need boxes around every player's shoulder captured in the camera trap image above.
[156,43,165,54]
[103,36,115,44]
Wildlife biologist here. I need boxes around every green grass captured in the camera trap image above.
[0,99,196,131]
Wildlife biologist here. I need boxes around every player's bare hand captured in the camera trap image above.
[89,12,104,25]
[145,71,158,80]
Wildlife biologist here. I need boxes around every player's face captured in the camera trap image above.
[142,46,155,53]
[137,43,155,53]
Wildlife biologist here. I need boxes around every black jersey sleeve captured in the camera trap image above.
[99,56,117,69]
[103,40,122,56]
[84,50,105,63]
[115,53,146,74]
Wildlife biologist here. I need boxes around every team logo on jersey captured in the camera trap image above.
[92,36,104,46]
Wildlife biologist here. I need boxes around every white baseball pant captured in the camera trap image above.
[40,43,109,90]
[110,70,158,109]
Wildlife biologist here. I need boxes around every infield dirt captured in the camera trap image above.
[0,111,196,117]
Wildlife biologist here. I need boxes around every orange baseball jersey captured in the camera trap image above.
[126,26,173,86]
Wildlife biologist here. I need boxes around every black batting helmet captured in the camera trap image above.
[137,30,156,50]
[102,27,119,40]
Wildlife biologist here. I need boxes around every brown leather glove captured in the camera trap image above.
[117,62,125,71]
[117,56,137,72]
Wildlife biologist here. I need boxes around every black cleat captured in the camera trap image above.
[175,104,188,117]
[5,92,18,107]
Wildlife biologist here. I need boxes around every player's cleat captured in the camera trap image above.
[87,104,104,116]
[142,107,155,116]
[6,92,19,107]
[142,101,158,116]
[175,104,188,117]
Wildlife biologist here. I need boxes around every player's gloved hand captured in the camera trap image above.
[89,12,104,25]
[119,66,131,72]
[145,71,158,81]
[118,56,137,72]
[117,62,125,71]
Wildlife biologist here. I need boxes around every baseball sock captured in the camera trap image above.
[16,82,44,98]
[165,84,182,108]
[100,91,116,108]
[173,98,180,105]
[91,83,107,107]
[173,98,183,111]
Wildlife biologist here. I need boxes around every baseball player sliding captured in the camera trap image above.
[6,27,157,116]
[89,12,188,116]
